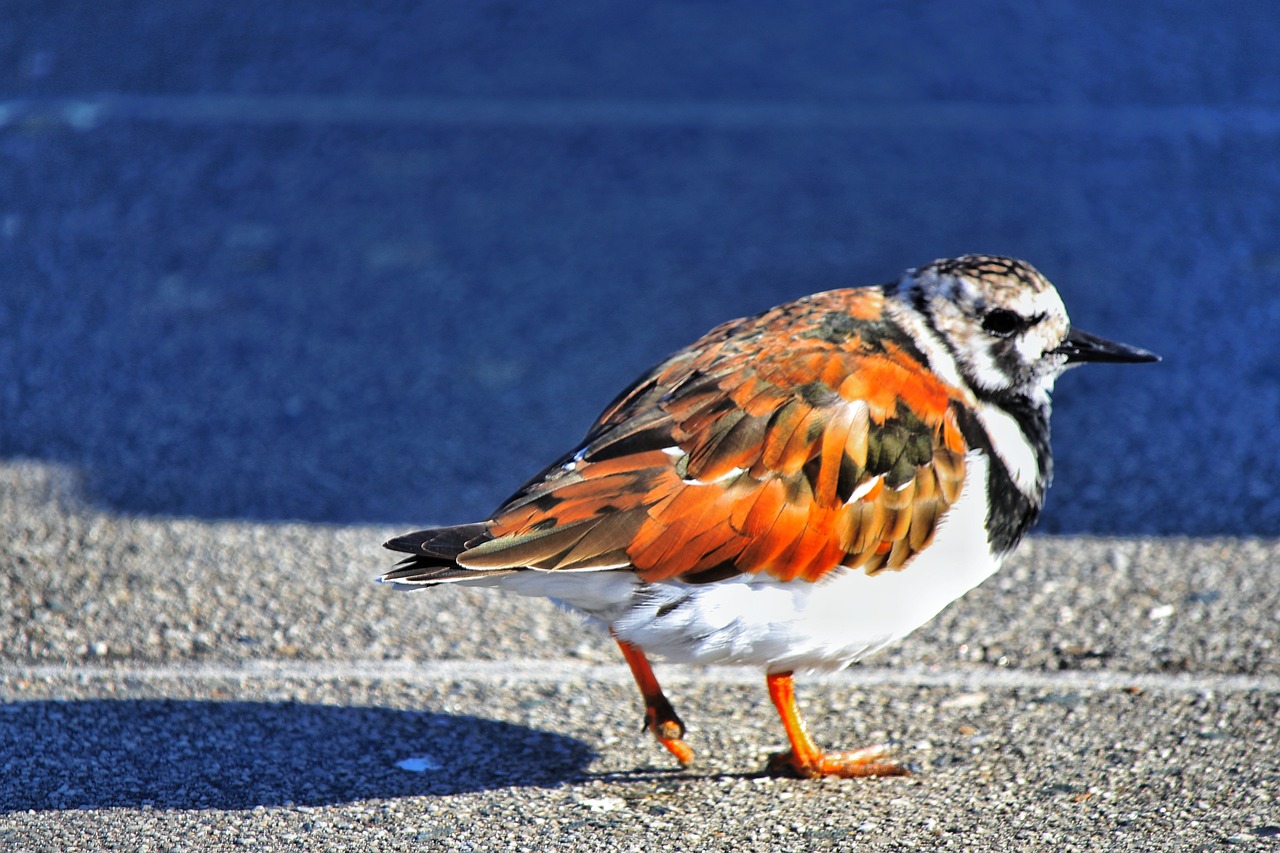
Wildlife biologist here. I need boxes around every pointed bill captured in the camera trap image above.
[1052,328,1160,364]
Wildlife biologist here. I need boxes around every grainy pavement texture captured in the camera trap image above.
[2,3,1278,851]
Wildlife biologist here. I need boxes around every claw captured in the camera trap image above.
[766,744,909,779]
[765,671,909,779]
[615,636,696,767]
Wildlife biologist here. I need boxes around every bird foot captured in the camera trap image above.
[765,743,909,779]
[614,637,695,767]
[643,702,695,766]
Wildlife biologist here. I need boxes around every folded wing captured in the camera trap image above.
[452,289,971,584]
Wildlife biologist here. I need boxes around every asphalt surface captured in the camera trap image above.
[3,463,1279,850]
[3,2,1280,850]
[3,3,1279,534]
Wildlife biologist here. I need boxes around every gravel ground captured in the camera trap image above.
[4,463,1277,677]
[3,462,1279,850]
[2,668,1277,851]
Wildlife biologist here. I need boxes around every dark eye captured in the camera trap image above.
[982,308,1022,337]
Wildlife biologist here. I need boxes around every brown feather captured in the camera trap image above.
[759,400,808,470]
[459,520,596,569]
[465,286,973,585]
[686,411,768,481]
[814,402,859,506]
[550,508,650,570]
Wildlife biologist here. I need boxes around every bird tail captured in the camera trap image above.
[380,523,517,587]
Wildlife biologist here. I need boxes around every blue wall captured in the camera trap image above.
[2,3,1276,533]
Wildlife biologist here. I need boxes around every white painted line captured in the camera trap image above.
[4,659,1277,694]
[2,95,1279,137]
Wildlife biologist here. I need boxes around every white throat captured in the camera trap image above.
[974,400,1042,497]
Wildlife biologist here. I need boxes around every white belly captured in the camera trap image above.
[489,453,1003,673]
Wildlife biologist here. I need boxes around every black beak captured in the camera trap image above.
[1053,328,1160,364]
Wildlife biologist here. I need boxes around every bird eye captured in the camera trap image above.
[982,308,1022,337]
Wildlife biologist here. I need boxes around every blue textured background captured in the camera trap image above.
[2,2,1277,533]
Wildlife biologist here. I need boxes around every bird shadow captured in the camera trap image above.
[0,698,594,811]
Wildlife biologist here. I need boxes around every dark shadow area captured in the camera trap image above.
[1,3,1276,535]
[0,699,594,811]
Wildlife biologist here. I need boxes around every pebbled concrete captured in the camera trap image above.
[4,463,1279,676]
[2,665,1277,851]
[2,462,1279,849]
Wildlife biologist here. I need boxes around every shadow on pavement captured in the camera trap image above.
[0,698,593,810]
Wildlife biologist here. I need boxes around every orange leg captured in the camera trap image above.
[613,636,695,767]
[765,671,909,779]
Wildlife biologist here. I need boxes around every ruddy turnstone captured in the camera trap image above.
[382,255,1158,778]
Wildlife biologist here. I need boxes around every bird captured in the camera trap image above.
[381,254,1158,778]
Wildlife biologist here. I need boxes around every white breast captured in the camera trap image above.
[489,452,1004,674]
[621,452,1001,672]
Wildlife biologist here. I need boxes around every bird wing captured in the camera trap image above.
[457,288,972,584]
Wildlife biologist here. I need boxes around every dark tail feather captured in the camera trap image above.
[381,523,516,586]
[384,523,492,558]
